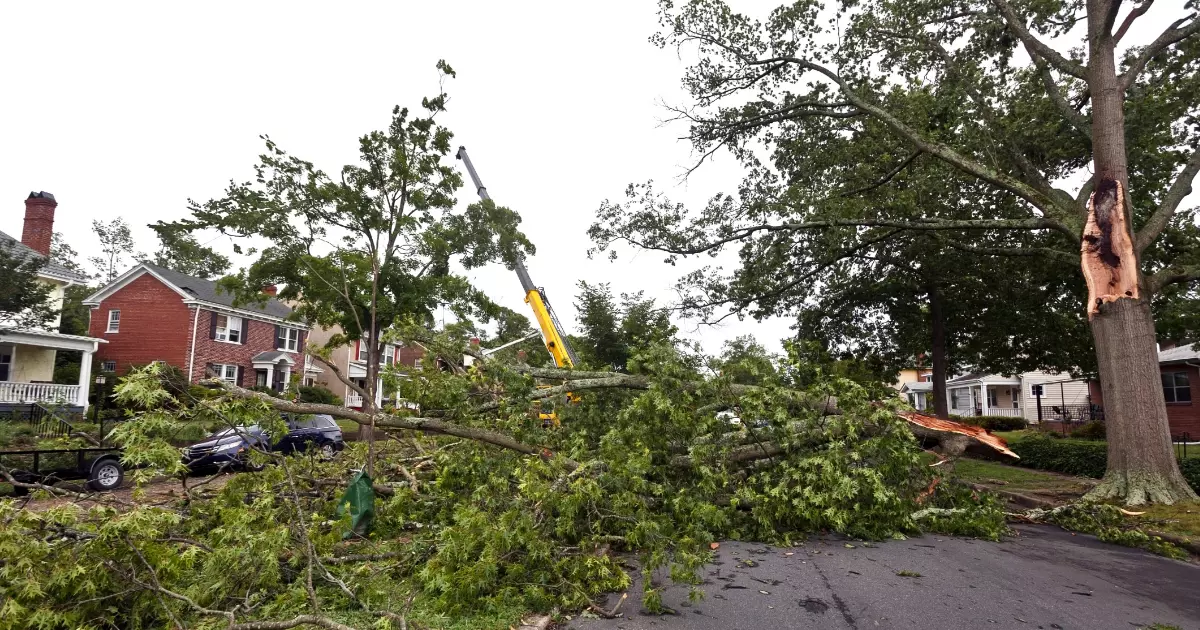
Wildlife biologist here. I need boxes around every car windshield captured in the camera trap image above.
[209,426,261,438]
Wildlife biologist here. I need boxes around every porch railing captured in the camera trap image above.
[345,393,364,409]
[0,382,81,405]
[979,407,1024,417]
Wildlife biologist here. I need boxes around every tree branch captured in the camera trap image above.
[1115,1,1154,43]
[1150,265,1200,292]
[1031,55,1090,138]
[941,240,1078,265]
[308,350,369,402]
[207,380,580,470]
[838,152,922,197]
[1135,147,1200,253]
[612,216,1068,257]
[1120,14,1200,91]
[988,0,1088,79]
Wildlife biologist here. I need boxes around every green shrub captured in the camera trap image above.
[1069,421,1106,440]
[950,414,1028,432]
[298,385,342,406]
[1009,433,1108,478]
[979,415,1028,431]
[1180,458,1200,493]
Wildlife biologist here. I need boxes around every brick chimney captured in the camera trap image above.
[262,284,278,296]
[22,191,57,256]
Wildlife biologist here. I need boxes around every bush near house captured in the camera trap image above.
[298,385,343,407]
[1007,434,1200,492]
[950,414,1029,432]
[1069,421,1106,440]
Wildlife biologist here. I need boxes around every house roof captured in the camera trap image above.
[0,229,90,284]
[900,381,933,393]
[1159,344,1200,364]
[85,262,295,321]
[251,351,295,364]
[946,372,1021,386]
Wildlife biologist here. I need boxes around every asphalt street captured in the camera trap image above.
[568,525,1198,630]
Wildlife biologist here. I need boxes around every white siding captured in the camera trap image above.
[1019,372,1090,422]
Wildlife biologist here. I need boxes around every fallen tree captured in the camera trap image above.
[0,342,1015,629]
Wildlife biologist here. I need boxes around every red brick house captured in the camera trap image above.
[1087,344,1200,439]
[84,263,309,391]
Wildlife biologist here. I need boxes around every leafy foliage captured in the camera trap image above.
[0,237,56,332]
[572,281,677,371]
[149,221,231,279]
[88,217,143,284]
[1032,503,1188,560]
[0,340,1006,628]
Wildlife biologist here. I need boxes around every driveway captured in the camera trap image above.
[568,525,1198,630]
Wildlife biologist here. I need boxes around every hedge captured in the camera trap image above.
[950,414,1029,432]
[1008,434,1200,492]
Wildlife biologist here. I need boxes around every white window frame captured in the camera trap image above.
[107,309,120,333]
[101,360,117,372]
[215,315,242,343]
[213,363,238,384]
[384,344,395,366]
[987,389,998,408]
[279,327,300,352]
[357,340,368,362]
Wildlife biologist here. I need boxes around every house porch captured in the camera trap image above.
[0,330,105,412]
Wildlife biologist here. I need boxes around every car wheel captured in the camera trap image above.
[319,442,336,460]
[88,459,124,492]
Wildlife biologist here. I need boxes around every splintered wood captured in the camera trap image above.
[898,411,1019,459]
[1081,179,1139,318]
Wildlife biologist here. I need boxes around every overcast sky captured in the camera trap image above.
[0,0,794,354]
[0,2,1188,358]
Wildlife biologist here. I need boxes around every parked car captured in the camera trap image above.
[182,414,344,471]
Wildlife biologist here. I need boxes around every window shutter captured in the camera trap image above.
[209,312,218,340]
[236,365,245,386]
[275,325,284,349]
[239,318,248,345]
[297,331,306,356]
[205,363,216,378]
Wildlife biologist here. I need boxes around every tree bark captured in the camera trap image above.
[1087,298,1197,504]
[1081,1,1198,505]
[929,282,950,419]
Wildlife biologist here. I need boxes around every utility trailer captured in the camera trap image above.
[0,403,125,494]
[0,446,124,493]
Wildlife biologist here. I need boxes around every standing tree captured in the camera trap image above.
[169,62,533,473]
[591,1,1200,504]
[149,221,231,279]
[89,217,144,283]
[0,238,55,332]
[572,281,677,371]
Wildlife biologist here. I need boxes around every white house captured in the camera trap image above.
[0,192,105,413]
[901,370,1092,423]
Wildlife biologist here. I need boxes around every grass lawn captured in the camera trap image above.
[1136,502,1200,538]
[951,458,1094,496]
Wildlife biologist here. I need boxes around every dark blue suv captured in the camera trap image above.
[182,414,345,471]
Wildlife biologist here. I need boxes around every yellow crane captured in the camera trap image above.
[456,147,580,422]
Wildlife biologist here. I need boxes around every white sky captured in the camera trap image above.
[0,0,792,355]
[0,1,1189,357]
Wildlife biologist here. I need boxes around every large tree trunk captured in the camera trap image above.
[929,282,950,419]
[1081,1,1197,505]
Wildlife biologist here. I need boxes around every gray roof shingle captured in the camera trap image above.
[141,262,294,320]
[1159,344,1200,364]
[0,229,90,284]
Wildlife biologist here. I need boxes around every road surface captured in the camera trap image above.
[568,525,1198,630]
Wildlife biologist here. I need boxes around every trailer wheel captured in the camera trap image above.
[88,458,124,492]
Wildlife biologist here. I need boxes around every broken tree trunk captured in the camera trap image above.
[1077,13,1198,505]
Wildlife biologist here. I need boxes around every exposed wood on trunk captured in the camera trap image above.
[1081,179,1139,317]
[900,411,1018,459]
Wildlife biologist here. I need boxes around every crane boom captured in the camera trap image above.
[455,146,580,369]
